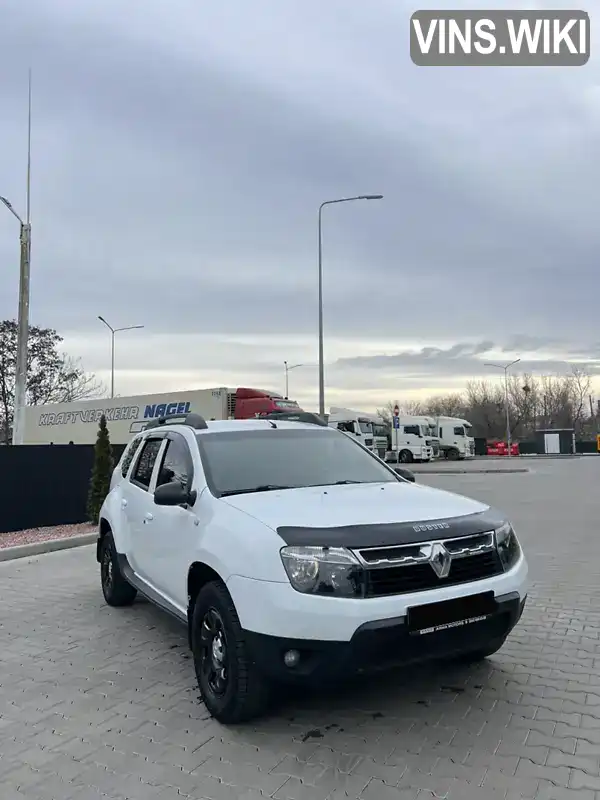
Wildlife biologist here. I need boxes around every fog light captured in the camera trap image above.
[283,649,300,667]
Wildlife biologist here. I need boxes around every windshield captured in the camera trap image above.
[197,428,398,496]
[373,423,388,437]
[420,425,431,438]
[465,424,473,438]
[358,419,373,435]
[275,400,299,409]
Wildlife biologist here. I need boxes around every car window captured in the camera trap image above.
[404,425,420,436]
[131,438,163,490]
[454,426,465,436]
[120,436,143,478]
[197,428,398,496]
[156,436,191,489]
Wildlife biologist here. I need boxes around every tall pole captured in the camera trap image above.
[110,330,115,399]
[317,207,325,417]
[485,358,520,458]
[98,317,144,399]
[317,195,383,417]
[4,70,33,445]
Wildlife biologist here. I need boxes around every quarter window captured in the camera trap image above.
[131,438,163,489]
[121,436,143,478]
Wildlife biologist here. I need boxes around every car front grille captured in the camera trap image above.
[353,532,503,597]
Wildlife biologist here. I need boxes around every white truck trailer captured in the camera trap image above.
[22,386,301,445]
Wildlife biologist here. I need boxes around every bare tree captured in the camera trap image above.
[376,367,596,442]
[0,320,104,444]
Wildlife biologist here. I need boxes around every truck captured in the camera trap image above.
[434,416,475,460]
[388,415,434,463]
[327,407,375,452]
[22,387,302,445]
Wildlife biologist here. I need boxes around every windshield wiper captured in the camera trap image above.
[332,480,363,485]
[220,485,294,497]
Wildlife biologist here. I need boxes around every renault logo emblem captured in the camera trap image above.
[429,542,452,578]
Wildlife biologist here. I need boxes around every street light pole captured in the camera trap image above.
[284,361,308,399]
[2,70,32,446]
[318,194,383,417]
[485,358,521,458]
[97,316,144,398]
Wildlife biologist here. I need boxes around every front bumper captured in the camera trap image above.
[243,591,526,685]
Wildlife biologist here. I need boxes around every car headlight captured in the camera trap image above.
[280,546,364,597]
[494,521,521,570]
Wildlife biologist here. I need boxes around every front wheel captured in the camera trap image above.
[191,581,271,723]
[446,448,460,461]
[399,449,413,464]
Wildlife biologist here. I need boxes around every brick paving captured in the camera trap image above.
[1,457,599,799]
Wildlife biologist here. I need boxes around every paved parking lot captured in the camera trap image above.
[1,457,600,800]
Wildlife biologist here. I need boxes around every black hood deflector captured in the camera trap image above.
[276,507,505,549]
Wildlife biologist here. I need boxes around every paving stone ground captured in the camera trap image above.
[1,457,600,799]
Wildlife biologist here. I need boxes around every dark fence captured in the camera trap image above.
[0,443,126,534]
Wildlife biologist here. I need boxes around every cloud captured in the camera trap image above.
[333,339,600,381]
[0,0,599,414]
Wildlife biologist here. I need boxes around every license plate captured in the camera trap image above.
[407,592,495,636]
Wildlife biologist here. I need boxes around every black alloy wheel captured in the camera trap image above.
[199,607,229,697]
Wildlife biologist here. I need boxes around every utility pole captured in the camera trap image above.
[2,70,32,445]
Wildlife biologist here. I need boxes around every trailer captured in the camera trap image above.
[22,387,301,445]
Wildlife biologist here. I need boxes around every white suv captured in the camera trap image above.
[97,412,528,724]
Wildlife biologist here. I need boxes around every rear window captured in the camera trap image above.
[120,436,143,477]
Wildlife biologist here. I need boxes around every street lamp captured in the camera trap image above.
[318,194,383,417]
[98,316,144,398]
[3,70,32,446]
[485,358,521,458]
[283,361,316,399]
[1,196,31,445]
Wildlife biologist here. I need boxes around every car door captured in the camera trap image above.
[147,431,200,608]
[126,435,166,582]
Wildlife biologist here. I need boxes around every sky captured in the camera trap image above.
[1,0,599,414]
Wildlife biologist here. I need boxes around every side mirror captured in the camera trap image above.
[154,482,196,506]
[393,466,416,483]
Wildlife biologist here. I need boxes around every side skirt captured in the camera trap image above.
[116,553,187,625]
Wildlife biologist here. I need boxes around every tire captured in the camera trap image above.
[399,449,413,464]
[447,448,460,461]
[456,637,507,663]
[100,531,137,607]
[191,581,271,724]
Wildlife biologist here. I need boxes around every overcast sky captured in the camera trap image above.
[0,0,598,413]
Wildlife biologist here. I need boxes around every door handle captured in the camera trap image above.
[121,499,127,508]
[143,513,153,524]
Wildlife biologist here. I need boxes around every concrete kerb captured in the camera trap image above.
[0,532,97,563]
[412,468,529,475]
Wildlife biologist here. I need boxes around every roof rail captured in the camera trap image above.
[144,412,208,431]
[262,411,328,427]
